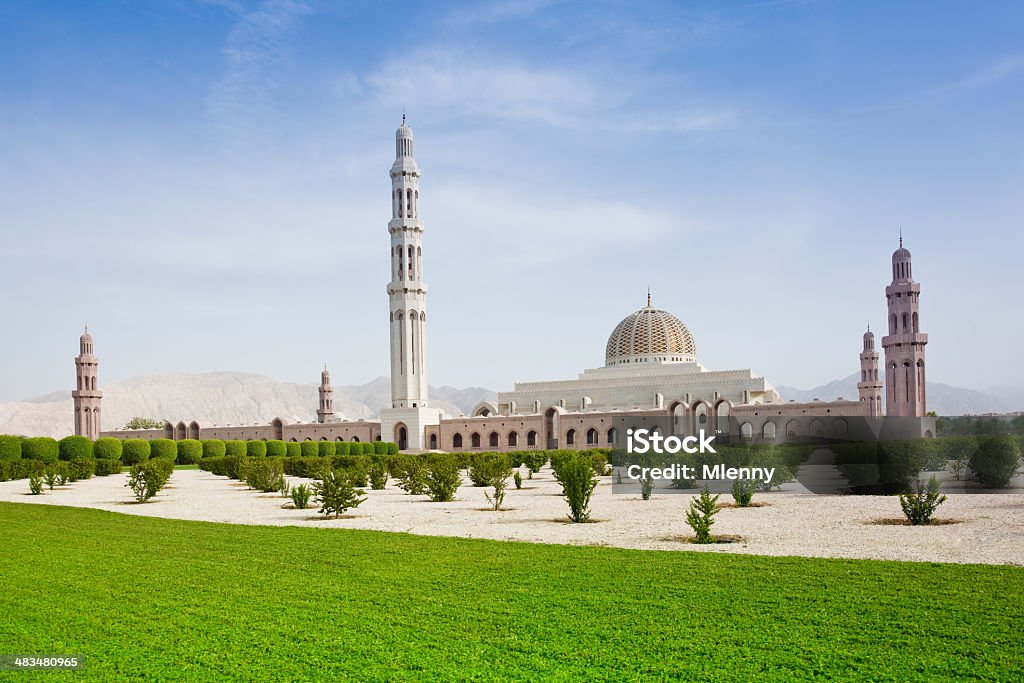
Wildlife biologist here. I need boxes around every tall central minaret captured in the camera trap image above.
[881,237,928,416]
[380,117,442,450]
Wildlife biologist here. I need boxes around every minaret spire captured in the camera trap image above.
[72,326,102,440]
[647,287,651,307]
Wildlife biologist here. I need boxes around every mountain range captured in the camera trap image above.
[0,371,1019,439]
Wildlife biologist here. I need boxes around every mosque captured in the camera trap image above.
[86,120,935,450]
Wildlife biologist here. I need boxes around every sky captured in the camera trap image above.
[1,0,1022,402]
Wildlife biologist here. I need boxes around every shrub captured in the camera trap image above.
[29,473,44,495]
[0,435,22,461]
[126,458,173,502]
[22,437,59,464]
[314,470,366,518]
[557,456,599,523]
[93,437,122,462]
[150,438,177,461]
[318,441,336,457]
[362,443,376,456]
[335,442,350,456]
[640,470,655,500]
[425,456,462,502]
[59,435,93,461]
[44,468,60,489]
[95,458,122,476]
[394,456,429,495]
[266,440,287,458]
[514,470,523,490]
[523,452,546,477]
[478,455,512,511]
[731,479,756,507]
[225,440,247,457]
[69,458,96,481]
[286,442,302,457]
[242,457,285,492]
[900,475,948,525]
[686,487,720,543]
[300,441,319,458]
[369,460,389,490]
[246,440,267,458]
[291,483,312,509]
[122,439,151,465]
[374,441,388,456]
[176,439,202,465]
[202,439,226,459]
[387,442,399,455]
[970,436,1021,489]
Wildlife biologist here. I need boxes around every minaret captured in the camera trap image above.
[380,117,443,450]
[881,237,928,416]
[317,366,334,423]
[387,115,429,409]
[857,325,883,417]
[72,326,102,440]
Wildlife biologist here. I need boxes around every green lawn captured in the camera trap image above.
[0,503,1021,681]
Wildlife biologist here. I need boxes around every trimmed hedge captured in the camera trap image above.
[374,441,388,456]
[59,435,93,461]
[225,440,247,458]
[300,441,319,458]
[150,439,177,461]
[93,437,123,461]
[122,439,151,465]
[22,437,59,464]
[335,442,350,456]
[95,459,122,476]
[202,439,226,459]
[266,440,287,458]
[246,441,267,458]
[318,441,336,457]
[286,442,301,457]
[176,439,203,465]
[0,435,23,461]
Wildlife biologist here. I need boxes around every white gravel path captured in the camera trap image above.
[2,468,1022,566]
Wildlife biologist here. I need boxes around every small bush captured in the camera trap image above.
[242,457,284,492]
[640,471,655,500]
[150,438,177,461]
[314,470,366,518]
[202,439,226,459]
[899,475,947,525]
[246,440,267,458]
[95,459,122,476]
[361,443,376,456]
[44,468,59,489]
[335,442,350,456]
[126,458,173,502]
[557,456,599,523]
[29,473,44,495]
[374,441,388,456]
[394,456,429,495]
[686,487,720,544]
[514,470,523,489]
[22,437,59,464]
[368,460,389,490]
[318,441,336,457]
[300,441,319,458]
[425,456,462,502]
[266,440,287,458]
[68,458,96,481]
[0,435,23,462]
[93,437,122,462]
[59,435,93,461]
[523,452,546,477]
[122,439,151,465]
[970,436,1021,489]
[291,483,312,509]
[225,440,247,457]
[478,455,512,511]
[387,442,399,455]
[286,442,302,457]
[731,479,756,507]
[176,439,202,465]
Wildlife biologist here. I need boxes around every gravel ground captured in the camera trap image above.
[2,468,1022,566]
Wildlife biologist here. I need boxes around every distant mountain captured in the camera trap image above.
[776,373,1023,415]
[0,372,498,439]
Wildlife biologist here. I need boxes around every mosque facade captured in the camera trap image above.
[89,121,934,448]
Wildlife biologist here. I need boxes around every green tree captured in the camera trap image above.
[314,470,366,518]
[123,417,164,430]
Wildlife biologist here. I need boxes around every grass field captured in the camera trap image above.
[1,503,1021,681]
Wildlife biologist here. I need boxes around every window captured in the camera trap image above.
[566,429,576,446]
[453,433,463,449]
[471,432,481,448]
[527,430,537,447]
[508,431,518,447]
[489,432,499,448]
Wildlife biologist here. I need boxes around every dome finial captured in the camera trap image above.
[647,287,651,308]
[899,226,903,248]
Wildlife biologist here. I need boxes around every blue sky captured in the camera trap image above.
[1,0,1022,402]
